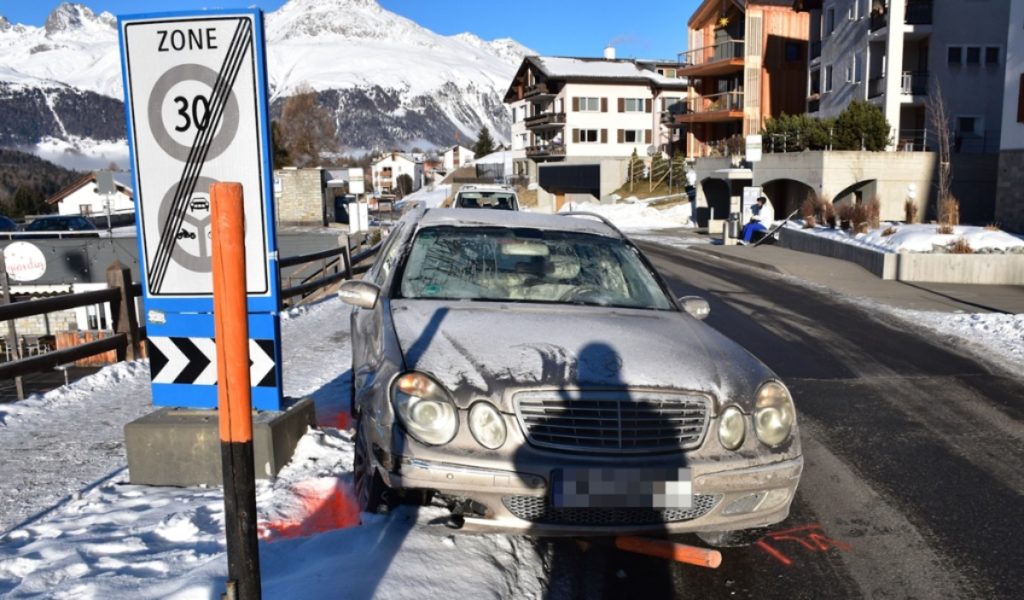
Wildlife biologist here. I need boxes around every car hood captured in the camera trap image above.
[389,300,774,410]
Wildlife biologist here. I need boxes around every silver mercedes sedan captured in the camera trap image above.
[338,207,802,543]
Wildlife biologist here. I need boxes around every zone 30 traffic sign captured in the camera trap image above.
[119,10,284,410]
[120,10,279,312]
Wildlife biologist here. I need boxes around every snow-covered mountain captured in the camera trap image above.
[0,0,533,166]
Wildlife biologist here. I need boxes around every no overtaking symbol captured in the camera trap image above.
[148,336,276,388]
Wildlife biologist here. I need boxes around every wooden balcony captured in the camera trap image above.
[525,112,566,130]
[669,91,744,124]
[677,40,745,77]
[525,144,566,159]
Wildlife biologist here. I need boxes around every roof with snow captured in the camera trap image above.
[46,171,132,205]
[503,56,689,102]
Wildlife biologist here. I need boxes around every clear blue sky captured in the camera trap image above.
[1,0,701,58]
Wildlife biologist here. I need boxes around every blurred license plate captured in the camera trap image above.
[551,468,692,509]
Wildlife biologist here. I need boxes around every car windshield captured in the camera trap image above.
[455,191,517,210]
[398,226,673,309]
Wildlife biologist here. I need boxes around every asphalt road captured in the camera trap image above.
[540,243,1024,599]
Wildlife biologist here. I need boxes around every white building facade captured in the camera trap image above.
[504,55,689,202]
[47,172,134,217]
[442,145,475,173]
[371,152,423,195]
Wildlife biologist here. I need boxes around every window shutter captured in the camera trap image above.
[617,129,624,143]
[645,99,652,112]
[601,98,608,112]
[617,98,625,112]
[573,128,580,143]
[1018,74,1024,123]
[645,130,652,144]
[572,97,580,112]
[601,129,608,143]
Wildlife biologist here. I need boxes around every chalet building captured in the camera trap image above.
[371,152,424,195]
[46,171,134,217]
[674,0,809,157]
[503,52,689,210]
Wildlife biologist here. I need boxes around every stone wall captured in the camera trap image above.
[275,168,327,226]
[996,150,1024,233]
[12,309,79,337]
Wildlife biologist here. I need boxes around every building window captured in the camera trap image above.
[1018,74,1024,124]
[622,129,644,143]
[956,116,980,136]
[826,7,835,34]
[986,47,1000,65]
[579,129,600,143]
[661,96,681,111]
[785,41,801,62]
[854,52,864,83]
[965,46,981,65]
[577,97,600,111]
[825,64,833,92]
[810,69,821,95]
[948,46,962,65]
[622,98,646,112]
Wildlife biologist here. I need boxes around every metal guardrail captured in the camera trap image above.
[678,40,744,68]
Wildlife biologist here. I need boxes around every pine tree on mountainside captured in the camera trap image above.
[473,126,495,157]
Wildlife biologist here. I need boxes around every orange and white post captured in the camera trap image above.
[210,182,262,600]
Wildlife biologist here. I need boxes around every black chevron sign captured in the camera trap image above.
[147,336,277,388]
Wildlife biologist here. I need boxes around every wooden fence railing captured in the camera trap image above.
[1,237,383,398]
[0,263,141,395]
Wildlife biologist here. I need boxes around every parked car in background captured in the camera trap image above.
[338,207,802,544]
[452,184,520,210]
[18,215,99,238]
[0,215,18,232]
[23,215,96,232]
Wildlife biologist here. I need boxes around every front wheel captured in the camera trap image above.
[353,413,388,513]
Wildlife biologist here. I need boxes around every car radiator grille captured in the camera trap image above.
[514,390,711,453]
[502,494,719,526]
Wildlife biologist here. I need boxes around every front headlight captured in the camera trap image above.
[468,402,507,449]
[718,405,745,450]
[391,372,458,445]
[753,381,795,447]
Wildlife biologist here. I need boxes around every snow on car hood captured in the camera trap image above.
[389,300,774,409]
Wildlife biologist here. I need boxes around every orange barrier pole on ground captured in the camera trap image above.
[615,535,723,569]
[211,182,261,600]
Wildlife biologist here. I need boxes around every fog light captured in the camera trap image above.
[718,406,745,450]
[469,402,507,449]
[758,487,792,513]
[722,492,765,516]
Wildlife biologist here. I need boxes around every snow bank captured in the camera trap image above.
[559,200,695,231]
[800,223,1024,254]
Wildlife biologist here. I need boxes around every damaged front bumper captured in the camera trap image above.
[385,453,804,536]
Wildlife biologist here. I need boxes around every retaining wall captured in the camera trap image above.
[779,227,1024,284]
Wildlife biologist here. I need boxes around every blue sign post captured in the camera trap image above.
[118,10,284,411]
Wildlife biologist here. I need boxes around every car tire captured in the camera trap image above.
[353,412,388,513]
[696,528,768,548]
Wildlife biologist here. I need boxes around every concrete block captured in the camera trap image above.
[779,227,897,279]
[125,398,316,487]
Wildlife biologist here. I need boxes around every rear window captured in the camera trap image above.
[455,191,518,210]
[398,226,672,309]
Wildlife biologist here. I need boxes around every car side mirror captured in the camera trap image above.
[338,280,381,309]
[679,296,710,320]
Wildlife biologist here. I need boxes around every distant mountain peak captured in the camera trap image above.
[44,3,114,37]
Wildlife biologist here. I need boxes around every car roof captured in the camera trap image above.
[414,208,621,238]
[457,184,515,193]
